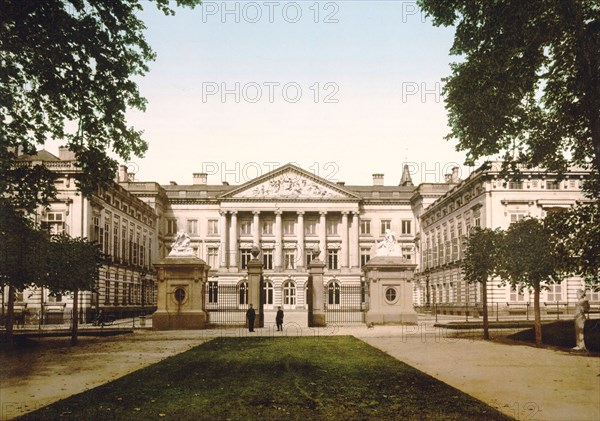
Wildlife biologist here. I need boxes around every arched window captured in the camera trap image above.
[263,280,274,305]
[238,280,248,306]
[283,280,296,306]
[328,281,341,305]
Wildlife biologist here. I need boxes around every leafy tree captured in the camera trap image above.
[545,204,600,289]
[417,0,600,291]
[1,0,201,212]
[462,227,503,340]
[417,0,599,175]
[0,204,49,347]
[45,234,103,345]
[498,218,565,347]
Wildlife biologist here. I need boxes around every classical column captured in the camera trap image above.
[351,212,360,268]
[341,211,349,268]
[252,211,260,247]
[296,211,305,269]
[274,211,283,270]
[219,211,228,268]
[319,211,327,263]
[229,211,238,269]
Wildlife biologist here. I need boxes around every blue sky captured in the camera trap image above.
[106,1,472,185]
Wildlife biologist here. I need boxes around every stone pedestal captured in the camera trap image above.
[363,256,417,325]
[308,259,326,327]
[152,256,209,330]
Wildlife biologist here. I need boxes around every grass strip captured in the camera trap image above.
[19,336,513,420]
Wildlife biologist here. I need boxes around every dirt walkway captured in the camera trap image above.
[352,326,600,421]
[0,330,211,420]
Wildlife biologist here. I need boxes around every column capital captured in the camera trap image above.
[319,211,327,216]
[252,210,260,215]
[352,211,360,216]
[230,210,238,215]
[219,210,228,217]
[341,211,350,216]
[297,211,305,216]
[275,210,283,216]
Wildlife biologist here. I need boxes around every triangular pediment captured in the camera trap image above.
[220,164,360,200]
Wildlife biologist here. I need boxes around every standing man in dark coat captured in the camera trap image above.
[246,304,256,332]
[276,306,284,331]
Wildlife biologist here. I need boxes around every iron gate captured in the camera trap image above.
[324,282,368,325]
[205,283,248,326]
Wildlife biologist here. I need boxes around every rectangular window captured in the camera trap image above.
[208,219,219,235]
[306,248,319,266]
[546,180,560,190]
[510,213,526,224]
[207,248,218,269]
[121,225,127,262]
[262,220,273,235]
[240,249,252,269]
[327,249,339,270]
[104,280,111,305]
[546,283,562,302]
[208,281,218,304]
[360,247,371,267]
[284,249,296,269]
[187,219,198,234]
[240,220,252,236]
[43,212,65,235]
[166,219,177,235]
[380,220,391,235]
[305,220,317,235]
[283,220,295,235]
[510,286,525,302]
[360,220,371,235]
[327,219,338,236]
[508,181,523,189]
[104,223,110,255]
[401,220,412,235]
[113,224,119,260]
[262,249,273,270]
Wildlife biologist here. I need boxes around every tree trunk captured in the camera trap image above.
[534,283,542,347]
[4,285,15,348]
[482,280,489,340]
[71,288,79,346]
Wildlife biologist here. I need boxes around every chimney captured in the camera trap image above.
[193,172,208,185]
[444,173,452,183]
[58,146,76,161]
[169,181,178,186]
[372,173,384,186]
[337,181,346,186]
[118,165,128,183]
[451,166,460,183]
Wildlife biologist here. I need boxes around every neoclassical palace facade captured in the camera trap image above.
[5,148,594,323]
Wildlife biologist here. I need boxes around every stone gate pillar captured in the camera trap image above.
[247,246,264,328]
[308,250,326,327]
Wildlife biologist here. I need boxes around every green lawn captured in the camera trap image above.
[20,336,513,421]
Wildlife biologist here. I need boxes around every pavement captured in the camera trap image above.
[1,315,599,421]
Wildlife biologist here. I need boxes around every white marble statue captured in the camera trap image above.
[573,289,590,351]
[375,229,402,257]
[168,230,194,257]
